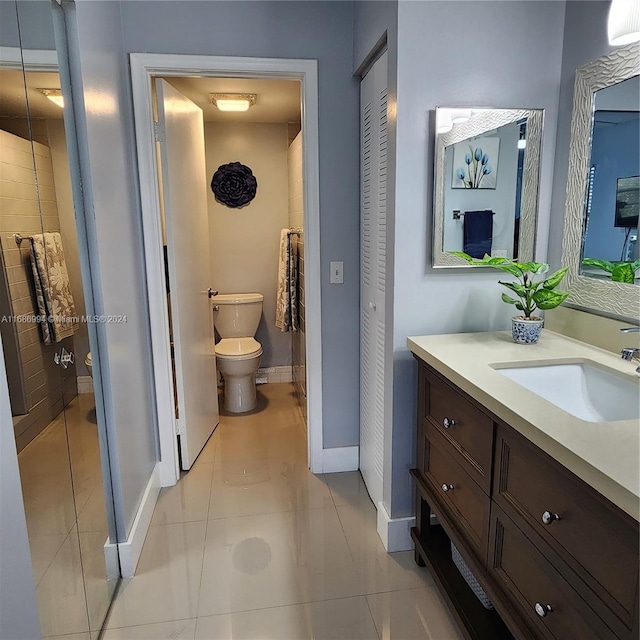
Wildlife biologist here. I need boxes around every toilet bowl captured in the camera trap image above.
[85,352,92,377]
[213,293,264,413]
[215,337,263,413]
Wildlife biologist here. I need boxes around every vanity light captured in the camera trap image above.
[608,0,640,46]
[210,93,256,112]
[38,88,63,108]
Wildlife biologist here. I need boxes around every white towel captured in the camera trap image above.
[275,229,298,332]
[29,232,77,344]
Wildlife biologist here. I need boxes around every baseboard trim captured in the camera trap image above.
[377,501,415,552]
[256,365,293,384]
[117,463,161,577]
[77,376,94,394]
[103,536,120,581]
[321,446,359,473]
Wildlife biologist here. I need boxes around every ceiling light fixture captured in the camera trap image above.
[210,93,256,112]
[608,0,640,45]
[38,88,64,108]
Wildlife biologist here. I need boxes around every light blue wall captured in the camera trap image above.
[389,0,566,518]
[547,0,614,271]
[584,118,640,262]
[73,1,361,451]
[62,0,158,540]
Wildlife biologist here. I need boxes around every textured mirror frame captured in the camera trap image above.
[432,108,544,268]
[560,43,640,319]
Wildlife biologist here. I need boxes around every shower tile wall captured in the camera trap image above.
[288,132,306,421]
[0,129,76,451]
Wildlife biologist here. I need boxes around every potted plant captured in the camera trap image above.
[582,258,640,283]
[450,253,570,344]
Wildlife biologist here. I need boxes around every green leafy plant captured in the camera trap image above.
[450,252,570,319]
[582,258,640,284]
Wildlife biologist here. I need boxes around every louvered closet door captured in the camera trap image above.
[360,51,388,506]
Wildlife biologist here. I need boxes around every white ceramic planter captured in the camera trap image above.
[512,316,544,344]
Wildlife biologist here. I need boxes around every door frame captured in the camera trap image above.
[130,54,324,485]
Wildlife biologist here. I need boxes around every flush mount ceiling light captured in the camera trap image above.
[210,93,256,112]
[38,88,64,108]
[608,0,640,46]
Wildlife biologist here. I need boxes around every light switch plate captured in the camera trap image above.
[330,261,344,284]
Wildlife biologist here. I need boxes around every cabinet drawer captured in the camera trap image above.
[489,504,614,640]
[424,368,494,493]
[423,435,490,563]
[494,426,639,633]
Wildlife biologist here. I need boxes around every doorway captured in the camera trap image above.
[130,54,323,484]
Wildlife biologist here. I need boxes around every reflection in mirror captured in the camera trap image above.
[580,75,639,283]
[0,0,120,635]
[560,43,639,319]
[432,107,544,267]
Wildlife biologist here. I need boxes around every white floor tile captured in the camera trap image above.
[197,508,368,617]
[195,596,380,639]
[105,522,207,629]
[366,587,464,640]
[101,619,196,640]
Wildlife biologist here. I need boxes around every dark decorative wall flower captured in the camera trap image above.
[210,162,258,208]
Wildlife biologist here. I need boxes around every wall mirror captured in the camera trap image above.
[432,107,544,268]
[561,43,639,319]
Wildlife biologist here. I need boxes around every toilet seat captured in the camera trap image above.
[215,337,262,360]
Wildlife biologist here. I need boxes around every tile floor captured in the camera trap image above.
[18,393,117,638]
[99,383,464,640]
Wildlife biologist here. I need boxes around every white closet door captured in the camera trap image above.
[360,51,388,506]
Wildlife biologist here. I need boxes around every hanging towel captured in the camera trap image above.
[29,232,77,344]
[275,229,298,332]
[463,210,494,258]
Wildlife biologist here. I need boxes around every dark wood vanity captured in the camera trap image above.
[411,358,639,640]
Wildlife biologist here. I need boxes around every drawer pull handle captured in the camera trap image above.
[441,483,454,492]
[534,603,553,618]
[541,511,561,525]
[443,417,457,429]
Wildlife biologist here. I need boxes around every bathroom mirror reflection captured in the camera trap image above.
[432,106,544,268]
[580,75,639,282]
[561,43,639,319]
[0,0,120,635]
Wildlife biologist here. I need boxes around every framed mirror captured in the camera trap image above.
[432,107,544,267]
[561,43,639,319]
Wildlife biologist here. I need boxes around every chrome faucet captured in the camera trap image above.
[620,327,640,372]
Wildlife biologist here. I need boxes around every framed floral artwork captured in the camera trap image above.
[451,136,500,189]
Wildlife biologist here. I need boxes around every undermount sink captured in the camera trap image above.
[492,360,640,423]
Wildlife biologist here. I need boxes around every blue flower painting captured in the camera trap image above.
[451,136,500,189]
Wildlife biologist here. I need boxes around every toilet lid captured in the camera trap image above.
[215,337,261,358]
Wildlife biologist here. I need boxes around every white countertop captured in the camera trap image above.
[407,330,640,521]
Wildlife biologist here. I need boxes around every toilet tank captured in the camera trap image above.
[213,293,263,338]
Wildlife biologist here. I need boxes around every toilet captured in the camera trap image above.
[213,293,263,413]
[85,352,92,377]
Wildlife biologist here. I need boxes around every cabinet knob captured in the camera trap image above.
[441,483,454,492]
[443,417,457,429]
[534,603,553,618]
[541,511,561,525]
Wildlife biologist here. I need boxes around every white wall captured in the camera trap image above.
[206,122,291,367]
[389,0,566,518]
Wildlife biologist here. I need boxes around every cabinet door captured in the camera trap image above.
[359,51,389,506]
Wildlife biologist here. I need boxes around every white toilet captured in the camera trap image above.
[213,293,264,413]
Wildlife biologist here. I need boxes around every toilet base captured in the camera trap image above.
[223,374,257,413]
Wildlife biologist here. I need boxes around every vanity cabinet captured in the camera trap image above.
[411,359,639,640]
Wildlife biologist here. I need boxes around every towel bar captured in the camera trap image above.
[13,233,34,246]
